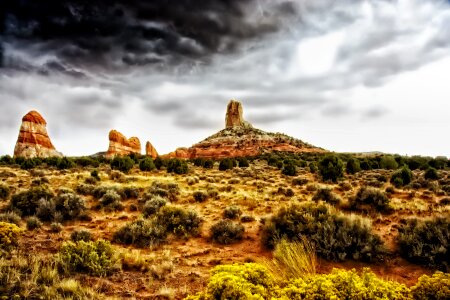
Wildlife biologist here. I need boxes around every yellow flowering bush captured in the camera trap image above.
[0,221,22,250]
[411,272,450,300]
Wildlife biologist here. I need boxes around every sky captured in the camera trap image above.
[1,0,449,157]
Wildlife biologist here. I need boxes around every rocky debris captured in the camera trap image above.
[106,130,141,158]
[164,100,325,159]
[145,141,158,159]
[14,110,62,158]
[225,99,252,128]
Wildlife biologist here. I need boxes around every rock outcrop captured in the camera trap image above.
[225,99,252,128]
[145,141,158,159]
[164,99,325,159]
[106,130,141,158]
[14,110,62,158]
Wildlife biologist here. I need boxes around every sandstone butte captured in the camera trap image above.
[14,110,63,158]
[163,99,326,159]
[145,141,158,159]
[106,130,141,159]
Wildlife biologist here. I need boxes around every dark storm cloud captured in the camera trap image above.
[2,0,293,72]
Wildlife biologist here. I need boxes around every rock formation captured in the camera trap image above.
[14,110,63,158]
[225,99,252,128]
[106,130,141,158]
[164,99,325,159]
[145,141,158,159]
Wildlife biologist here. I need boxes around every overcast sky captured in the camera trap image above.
[1,0,449,157]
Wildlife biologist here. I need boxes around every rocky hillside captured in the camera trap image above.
[165,100,325,159]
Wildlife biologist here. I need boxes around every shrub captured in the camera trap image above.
[167,158,188,174]
[154,156,165,170]
[223,205,242,220]
[312,188,340,205]
[397,217,449,271]
[292,177,308,186]
[261,203,385,262]
[147,181,180,202]
[139,157,156,171]
[193,190,208,202]
[346,157,361,174]
[282,162,297,176]
[237,157,250,168]
[380,155,399,170]
[424,167,440,180]
[0,211,21,225]
[57,240,117,276]
[185,263,276,300]
[203,159,214,169]
[155,205,202,237]
[26,216,42,230]
[11,186,54,216]
[279,268,411,300]
[219,158,235,171]
[210,220,244,244]
[349,186,391,212]
[391,166,413,187]
[50,222,63,233]
[113,219,167,247]
[0,184,10,200]
[411,272,450,300]
[99,190,123,211]
[142,196,167,217]
[54,191,87,220]
[309,162,317,173]
[318,155,344,182]
[57,157,75,169]
[0,221,22,250]
[71,229,93,242]
[110,156,134,173]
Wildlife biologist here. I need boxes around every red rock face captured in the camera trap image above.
[106,130,141,158]
[14,110,62,158]
[225,99,252,128]
[145,141,158,159]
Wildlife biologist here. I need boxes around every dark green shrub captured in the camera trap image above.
[155,205,202,237]
[90,169,100,180]
[349,187,391,212]
[380,156,398,170]
[139,157,156,171]
[75,157,100,167]
[0,155,13,165]
[312,188,341,205]
[282,162,297,176]
[110,156,134,173]
[309,161,317,173]
[390,166,413,187]
[147,181,180,202]
[121,186,140,199]
[318,155,344,182]
[0,211,21,225]
[154,157,165,170]
[346,158,361,174]
[50,222,63,233]
[411,272,450,299]
[54,191,87,220]
[397,217,449,271]
[406,156,428,170]
[424,167,440,180]
[237,157,249,168]
[219,158,235,171]
[203,159,214,169]
[261,203,385,261]
[57,157,75,170]
[193,190,208,202]
[99,190,123,211]
[57,240,117,276]
[193,158,205,167]
[71,229,93,242]
[292,177,308,186]
[20,158,41,170]
[0,184,10,200]
[429,157,448,170]
[26,216,42,230]
[142,196,167,217]
[223,205,242,219]
[113,219,167,247]
[11,186,54,216]
[167,158,188,174]
[210,220,245,244]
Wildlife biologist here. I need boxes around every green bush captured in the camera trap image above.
[146,181,180,202]
[309,161,317,173]
[380,155,399,170]
[99,190,123,211]
[139,157,156,171]
[74,156,100,167]
[223,205,242,220]
[155,205,202,237]
[318,155,344,182]
[203,159,214,169]
[50,222,63,233]
[54,191,87,220]
[312,188,341,205]
[142,196,167,217]
[167,158,188,174]
[113,219,167,247]
[411,272,450,300]
[345,157,361,174]
[0,184,10,200]
[349,186,391,212]
[261,203,385,261]
[282,162,297,176]
[390,166,413,187]
[397,217,449,271]
[57,157,75,170]
[11,186,54,216]
[219,158,235,171]
[0,221,22,250]
[26,216,42,230]
[424,167,440,180]
[237,157,250,168]
[154,156,165,170]
[0,211,21,225]
[210,220,244,244]
[193,190,208,202]
[57,240,117,276]
[110,156,134,173]
[71,229,93,242]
